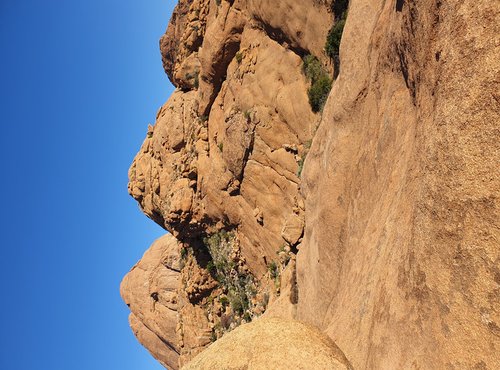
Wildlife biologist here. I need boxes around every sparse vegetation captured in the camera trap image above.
[219,296,229,307]
[262,292,270,309]
[325,14,346,60]
[243,110,251,121]
[268,261,279,280]
[302,55,332,112]
[185,71,200,89]
[277,244,291,265]
[210,330,217,342]
[297,155,306,177]
[206,260,215,274]
[325,0,349,76]
[308,76,332,112]
[218,142,224,152]
[203,230,256,319]
[235,51,243,64]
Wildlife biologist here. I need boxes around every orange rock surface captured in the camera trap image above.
[122,0,500,368]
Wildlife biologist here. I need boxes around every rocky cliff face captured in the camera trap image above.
[122,0,499,369]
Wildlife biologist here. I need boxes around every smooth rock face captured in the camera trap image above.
[182,317,354,370]
[123,0,500,369]
[296,1,500,369]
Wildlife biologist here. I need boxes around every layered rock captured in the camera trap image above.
[123,0,499,369]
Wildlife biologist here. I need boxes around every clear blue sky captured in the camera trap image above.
[0,1,177,369]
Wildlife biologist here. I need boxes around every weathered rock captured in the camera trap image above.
[120,234,182,370]
[129,0,330,277]
[124,0,500,369]
[296,0,500,369]
[182,317,354,370]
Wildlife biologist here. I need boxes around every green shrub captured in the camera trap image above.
[220,296,229,307]
[297,156,305,177]
[308,75,332,112]
[302,55,332,112]
[303,55,323,82]
[203,231,256,318]
[235,52,243,64]
[325,15,346,60]
[268,261,279,280]
[206,260,215,274]
[229,290,247,314]
[193,73,199,89]
[185,71,200,89]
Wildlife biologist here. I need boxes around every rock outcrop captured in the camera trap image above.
[121,234,181,370]
[123,0,499,369]
[182,317,354,370]
[297,1,500,368]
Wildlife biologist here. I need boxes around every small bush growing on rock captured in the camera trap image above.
[203,230,256,318]
[297,154,306,177]
[229,290,247,315]
[235,52,243,64]
[185,71,200,89]
[210,330,217,343]
[268,261,279,280]
[242,312,251,322]
[326,0,349,77]
[220,296,229,307]
[308,76,332,112]
[302,55,332,112]
[325,15,346,60]
[206,260,215,274]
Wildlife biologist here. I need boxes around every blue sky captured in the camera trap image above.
[0,1,177,369]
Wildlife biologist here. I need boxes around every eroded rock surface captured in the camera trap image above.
[129,0,332,276]
[123,0,499,369]
[120,234,181,369]
[296,1,500,369]
[182,317,354,370]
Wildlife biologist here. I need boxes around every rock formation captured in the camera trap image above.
[182,317,354,370]
[122,0,499,369]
